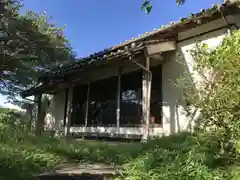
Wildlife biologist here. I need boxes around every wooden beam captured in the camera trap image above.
[146,41,176,56]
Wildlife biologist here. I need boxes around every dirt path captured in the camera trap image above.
[38,174,111,180]
[37,163,119,180]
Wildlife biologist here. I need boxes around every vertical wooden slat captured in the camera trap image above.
[142,71,148,140]
[63,88,69,126]
[146,51,151,141]
[85,83,90,128]
[147,72,152,137]
[36,94,43,135]
[142,50,151,141]
[116,68,122,134]
[65,88,73,137]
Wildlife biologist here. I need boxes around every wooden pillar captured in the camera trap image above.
[142,51,151,142]
[84,83,90,136]
[63,88,69,126]
[142,71,147,133]
[64,88,73,137]
[147,69,152,138]
[28,104,34,131]
[126,54,152,141]
[116,68,122,134]
[36,94,43,135]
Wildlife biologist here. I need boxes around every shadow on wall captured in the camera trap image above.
[43,95,56,132]
[44,93,65,135]
[162,28,227,135]
[161,49,195,135]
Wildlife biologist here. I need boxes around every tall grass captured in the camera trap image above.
[0,108,240,180]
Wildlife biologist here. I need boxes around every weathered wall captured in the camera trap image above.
[161,21,232,135]
[42,14,240,137]
[44,90,68,134]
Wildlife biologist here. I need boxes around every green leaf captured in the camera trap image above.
[176,0,185,6]
[141,0,149,11]
[141,0,152,14]
[146,4,152,14]
[141,1,152,14]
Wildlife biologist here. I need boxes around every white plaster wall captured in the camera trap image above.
[162,26,230,135]
[43,14,240,137]
[44,90,66,132]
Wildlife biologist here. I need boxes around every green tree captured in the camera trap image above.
[0,0,75,104]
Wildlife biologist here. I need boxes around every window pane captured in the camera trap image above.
[120,70,142,127]
[150,65,162,125]
[88,76,117,126]
[71,85,87,126]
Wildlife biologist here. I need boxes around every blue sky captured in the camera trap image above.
[1,0,223,108]
[21,0,222,57]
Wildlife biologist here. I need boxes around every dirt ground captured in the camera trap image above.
[37,163,118,180]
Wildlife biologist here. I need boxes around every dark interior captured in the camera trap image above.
[88,76,118,126]
[71,84,88,125]
[150,65,162,125]
[120,70,142,126]
[71,64,162,127]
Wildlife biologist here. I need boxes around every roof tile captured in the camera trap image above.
[41,1,239,79]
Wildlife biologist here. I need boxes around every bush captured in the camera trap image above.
[0,108,239,180]
[0,108,62,179]
[179,30,240,142]
[121,132,240,180]
[120,30,240,180]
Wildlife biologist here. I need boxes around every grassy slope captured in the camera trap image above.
[0,108,240,180]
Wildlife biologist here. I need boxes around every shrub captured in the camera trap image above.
[180,30,240,143]
[121,30,240,180]
[121,132,240,180]
[0,108,239,180]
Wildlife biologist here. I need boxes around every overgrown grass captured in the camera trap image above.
[122,133,240,180]
[0,108,240,180]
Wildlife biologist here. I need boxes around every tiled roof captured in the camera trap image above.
[22,0,240,96]
[42,1,240,80]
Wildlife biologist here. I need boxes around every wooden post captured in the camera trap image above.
[63,88,69,127]
[65,88,72,137]
[142,50,151,142]
[116,68,122,134]
[147,70,152,138]
[84,83,90,137]
[28,104,33,131]
[142,71,147,136]
[126,54,152,141]
[36,94,43,135]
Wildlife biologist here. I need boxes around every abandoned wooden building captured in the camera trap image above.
[22,1,240,140]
